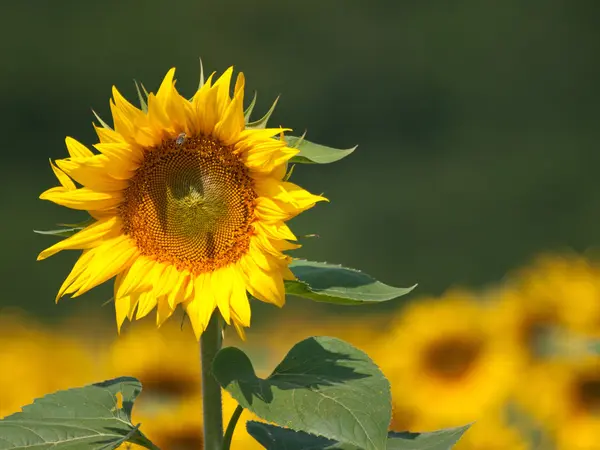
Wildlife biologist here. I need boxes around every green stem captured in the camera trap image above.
[222,405,244,450]
[201,312,224,450]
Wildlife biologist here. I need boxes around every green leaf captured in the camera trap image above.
[213,337,391,450]
[286,260,416,305]
[385,427,471,449]
[0,377,159,450]
[285,136,356,164]
[246,422,471,449]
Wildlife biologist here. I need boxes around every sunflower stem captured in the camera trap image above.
[222,405,243,450]
[201,312,224,450]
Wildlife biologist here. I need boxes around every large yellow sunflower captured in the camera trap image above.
[380,291,520,429]
[38,67,326,338]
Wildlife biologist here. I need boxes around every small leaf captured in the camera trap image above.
[286,260,416,305]
[213,337,391,450]
[246,96,279,129]
[0,377,159,450]
[285,136,356,164]
[246,422,471,450]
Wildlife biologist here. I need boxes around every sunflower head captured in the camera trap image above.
[38,66,326,339]
[515,357,600,450]
[382,291,520,427]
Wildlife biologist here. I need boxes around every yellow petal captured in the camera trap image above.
[239,253,286,307]
[214,75,245,145]
[211,266,234,324]
[156,296,175,327]
[94,124,123,144]
[135,292,157,320]
[213,66,234,117]
[49,160,76,191]
[254,196,294,223]
[115,256,154,298]
[229,265,251,328]
[156,67,187,133]
[37,216,121,261]
[114,275,131,333]
[253,220,297,241]
[167,269,190,308]
[55,159,128,192]
[72,236,138,297]
[65,137,94,159]
[40,187,123,211]
[56,250,94,301]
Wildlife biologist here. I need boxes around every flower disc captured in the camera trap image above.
[120,136,255,274]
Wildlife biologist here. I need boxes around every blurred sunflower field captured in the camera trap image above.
[2,252,599,450]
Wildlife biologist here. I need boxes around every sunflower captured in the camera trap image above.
[380,291,520,429]
[38,66,326,338]
[508,254,600,336]
[515,357,600,450]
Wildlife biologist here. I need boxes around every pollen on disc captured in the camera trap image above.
[119,136,256,274]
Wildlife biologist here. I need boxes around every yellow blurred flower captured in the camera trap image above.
[515,357,600,450]
[0,312,98,418]
[105,320,202,446]
[379,291,520,429]
[508,254,600,336]
[454,414,530,450]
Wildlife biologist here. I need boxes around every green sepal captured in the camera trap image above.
[285,135,356,164]
[92,109,113,130]
[213,336,391,450]
[198,57,205,89]
[244,91,258,123]
[246,96,279,129]
[246,422,471,450]
[34,218,95,239]
[134,80,148,113]
[286,259,416,305]
[0,377,159,450]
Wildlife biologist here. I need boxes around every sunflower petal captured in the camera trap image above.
[37,216,121,261]
[40,187,123,211]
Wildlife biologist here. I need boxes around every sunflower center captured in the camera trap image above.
[423,336,483,381]
[120,136,256,274]
[573,375,600,415]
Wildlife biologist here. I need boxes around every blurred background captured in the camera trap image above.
[1,0,599,449]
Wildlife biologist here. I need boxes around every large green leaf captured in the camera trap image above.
[285,136,355,164]
[0,377,159,450]
[286,260,416,305]
[246,422,471,450]
[213,337,391,450]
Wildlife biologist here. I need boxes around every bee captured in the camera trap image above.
[176,132,187,145]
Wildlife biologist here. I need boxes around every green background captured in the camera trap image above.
[2,0,599,322]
